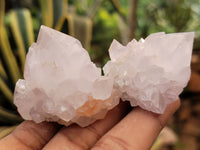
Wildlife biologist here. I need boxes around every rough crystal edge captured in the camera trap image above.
[103,31,195,114]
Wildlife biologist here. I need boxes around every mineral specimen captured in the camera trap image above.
[14,25,194,127]
[103,32,194,113]
[14,26,119,127]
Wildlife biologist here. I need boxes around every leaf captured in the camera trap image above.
[55,14,92,50]
[0,77,13,104]
[39,0,53,27]
[0,0,5,27]
[9,11,25,71]
[0,107,22,124]
[0,0,22,84]
[0,125,17,139]
[0,59,7,80]
[52,0,68,28]
[40,0,68,28]
[73,15,92,50]
[55,15,73,35]
[19,9,35,49]
[9,9,34,71]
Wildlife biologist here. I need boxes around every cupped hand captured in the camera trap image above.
[0,100,180,150]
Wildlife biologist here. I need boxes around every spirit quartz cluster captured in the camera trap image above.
[14,26,194,127]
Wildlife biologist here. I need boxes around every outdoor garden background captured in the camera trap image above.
[0,0,199,150]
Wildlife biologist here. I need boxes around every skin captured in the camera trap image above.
[0,100,180,150]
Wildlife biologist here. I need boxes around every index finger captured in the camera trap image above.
[92,99,181,150]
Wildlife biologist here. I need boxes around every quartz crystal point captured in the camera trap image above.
[14,26,118,127]
[103,32,194,113]
[14,26,194,127]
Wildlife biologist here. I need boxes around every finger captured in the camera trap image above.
[43,101,131,150]
[0,121,60,150]
[92,99,181,150]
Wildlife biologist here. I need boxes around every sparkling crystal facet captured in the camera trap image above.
[103,32,194,113]
[14,26,194,127]
[14,26,116,127]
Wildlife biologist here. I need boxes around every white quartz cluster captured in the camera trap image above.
[14,26,119,127]
[14,26,194,127]
[104,32,194,113]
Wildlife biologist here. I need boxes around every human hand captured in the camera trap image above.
[0,100,180,150]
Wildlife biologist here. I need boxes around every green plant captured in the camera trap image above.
[136,0,200,51]
[0,0,95,138]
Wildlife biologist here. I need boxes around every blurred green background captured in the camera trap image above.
[0,0,200,150]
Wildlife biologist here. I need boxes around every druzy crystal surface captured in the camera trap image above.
[14,25,194,127]
[104,32,194,113]
[14,26,118,127]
